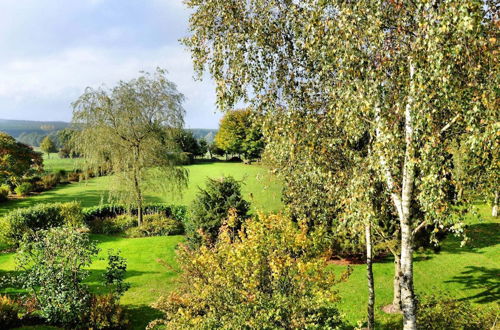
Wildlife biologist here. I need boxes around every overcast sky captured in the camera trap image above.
[0,0,221,128]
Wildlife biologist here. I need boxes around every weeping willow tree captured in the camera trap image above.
[71,68,188,225]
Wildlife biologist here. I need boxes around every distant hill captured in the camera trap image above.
[0,119,217,146]
[0,119,70,138]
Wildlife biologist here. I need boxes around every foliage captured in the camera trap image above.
[124,214,184,238]
[57,128,80,158]
[416,293,499,329]
[151,213,346,329]
[0,295,21,328]
[14,227,99,326]
[39,173,60,190]
[40,136,57,158]
[174,129,204,161]
[187,176,250,247]
[0,184,9,202]
[214,109,264,159]
[87,294,129,330]
[0,202,84,245]
[0,132,43,186]
[14,182,33,197]
[72,68,188,225]
[103,250,130,298]
[88,214,137,235]
[83,204,187,227]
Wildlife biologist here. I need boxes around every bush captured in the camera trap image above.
[0,184,9,202]
[186,176,250,247]
[67,171,81,182]
[150,213,346,329]
[14,227,99,326]
[40,173,60,190]
[0,295,21,328]
[14,182,33,197]
[0,202,85,245]
[88,214,136,235]
[125,214,183,238]
[87,294,129,329]
[417,294,498,329]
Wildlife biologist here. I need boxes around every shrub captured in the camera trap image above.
[186,176,250,247]
[417,293,498,329]
[88,214,136,235]
[0,202,85,245]
[0,295,21,328]
[14,182,33,197]
[150,213,346,329]
[87,294,129,329]
[14,227,99,326]
[0,184,9,202]
[102,250,130,298]
[67,171,81,182]
[125,214,183,238]
[40,173,60,190]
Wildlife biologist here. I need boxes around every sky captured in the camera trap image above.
[0,0,222,128]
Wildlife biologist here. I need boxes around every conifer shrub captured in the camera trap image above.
[186,176,250,247]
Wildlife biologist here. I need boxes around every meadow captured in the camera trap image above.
[0,154,498,329]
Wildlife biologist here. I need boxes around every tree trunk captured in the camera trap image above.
[365,222,375,329]
[400,218,416,329]
[492,190,498,217]
[392,255,402,311]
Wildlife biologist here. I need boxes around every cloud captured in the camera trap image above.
[0,0,222,128]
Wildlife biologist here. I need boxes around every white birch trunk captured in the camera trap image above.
[400,61,417,330]
[392,254,402,311]
[492,190,498,217]
[365,222,375,329]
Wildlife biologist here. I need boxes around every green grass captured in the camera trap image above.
[35,149,82,173]
[0,161,283,216]
[334,203,499,327]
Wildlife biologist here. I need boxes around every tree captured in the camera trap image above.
[57,128,79,158]
[71,68,188,226]
[198,138,208,159]
[174,129,202,161]
[0,132,43,187]
[186,176,250,247]
[183,1,496,328]
[214,109,264,159]
[40,136,57,158]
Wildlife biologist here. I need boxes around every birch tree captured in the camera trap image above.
[184,1,497,328]
[72,69,188,225]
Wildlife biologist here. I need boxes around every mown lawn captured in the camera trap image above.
[0,161,283,216]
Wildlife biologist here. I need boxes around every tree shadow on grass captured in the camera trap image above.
[440,222,499,254]
[126,304,164,330]
[445,266,499,303]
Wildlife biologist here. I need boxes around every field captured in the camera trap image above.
[0,155,498,329]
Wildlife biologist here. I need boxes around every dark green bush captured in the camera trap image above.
[417,293,498,329]
[15,227,98,326]
[0,184,9,202]
[186,176,250,247]
[124,214,184,238]
[89,214,136,235]
[14,182,33,197]
[0,202,85,245]
[0,295,21,328]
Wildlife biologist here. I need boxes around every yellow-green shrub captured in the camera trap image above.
[150,213,347,329]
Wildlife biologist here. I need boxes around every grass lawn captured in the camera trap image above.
[0,161,283,216]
